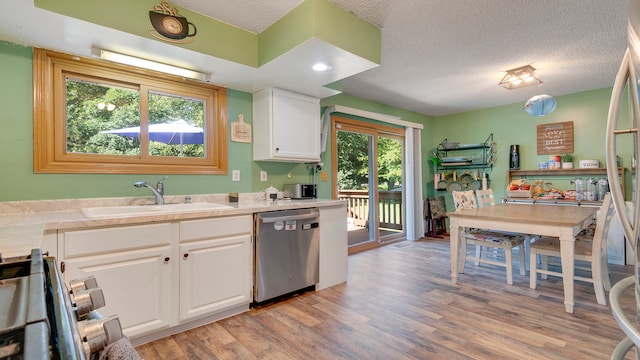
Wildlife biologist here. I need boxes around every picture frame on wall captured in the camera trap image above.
[537,121,574,155]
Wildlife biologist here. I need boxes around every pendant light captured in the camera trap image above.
[524,94,556,116]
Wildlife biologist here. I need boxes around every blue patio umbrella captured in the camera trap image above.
[102,119,203,156]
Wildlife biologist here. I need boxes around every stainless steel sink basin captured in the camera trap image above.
[81,202,233,218]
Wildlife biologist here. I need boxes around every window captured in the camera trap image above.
[33,48,228,174]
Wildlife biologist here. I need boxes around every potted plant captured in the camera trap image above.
[561,154,573,169]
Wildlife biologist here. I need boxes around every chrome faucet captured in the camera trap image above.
[134,177,167,205]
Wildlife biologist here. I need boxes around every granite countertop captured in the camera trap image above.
[0,193,346,258]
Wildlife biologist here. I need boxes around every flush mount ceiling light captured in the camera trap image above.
[311,63,332,72]
[498,65,542,90]
[92,48,211,82]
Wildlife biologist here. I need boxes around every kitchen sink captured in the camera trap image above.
[81,202,233,218]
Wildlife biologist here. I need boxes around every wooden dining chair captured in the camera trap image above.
[451,190,526,284]
[529,193,615,305]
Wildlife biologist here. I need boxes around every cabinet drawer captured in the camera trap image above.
[62,223,175,258]
[180,215,252,242]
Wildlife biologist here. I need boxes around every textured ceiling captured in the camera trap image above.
[173,0,630,116]
[0,1,630,117]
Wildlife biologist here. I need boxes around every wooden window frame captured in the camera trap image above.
[33,48,228,174]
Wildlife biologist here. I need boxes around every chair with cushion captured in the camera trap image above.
[452,190,527,284]
[476,189,536,269]
[529,193,615,305]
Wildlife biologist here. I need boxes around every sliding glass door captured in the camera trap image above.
[332,116,405,253]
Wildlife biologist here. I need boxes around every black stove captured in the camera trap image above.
[0,249,124,359]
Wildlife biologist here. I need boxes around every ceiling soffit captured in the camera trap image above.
[33,0,380,97]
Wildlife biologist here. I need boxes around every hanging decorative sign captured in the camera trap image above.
[231,114,252,143]
[537,121,574,155]
[149,1,197,44]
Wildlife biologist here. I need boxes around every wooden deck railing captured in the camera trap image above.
[338,190,403,230]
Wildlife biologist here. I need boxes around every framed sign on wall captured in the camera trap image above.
[537,121,574,155]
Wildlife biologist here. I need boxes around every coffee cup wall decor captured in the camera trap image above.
[149,1,197,43]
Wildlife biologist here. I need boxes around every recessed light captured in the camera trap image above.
[312,63,332,72]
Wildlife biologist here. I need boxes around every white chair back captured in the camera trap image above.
[592,193,616,256]
[476,189,496,208]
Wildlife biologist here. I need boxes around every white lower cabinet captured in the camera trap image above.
[318,204,348,290]
[59,215,253,340]
[60,223,176,338]
[179,216,253,322]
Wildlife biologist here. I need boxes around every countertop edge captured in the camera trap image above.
[2,199,346,231]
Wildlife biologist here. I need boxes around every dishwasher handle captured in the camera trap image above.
[259,212,318,224]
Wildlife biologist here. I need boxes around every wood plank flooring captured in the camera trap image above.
[136,238,637,359]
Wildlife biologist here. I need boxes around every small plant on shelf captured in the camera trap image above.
[561,154,573,169]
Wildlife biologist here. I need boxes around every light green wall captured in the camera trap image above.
[35,0,381,69]
[0,39,629,203]
[0,41,311,201]
[258,0,381,65]
[34,0,258,67]
[431,88,632,202]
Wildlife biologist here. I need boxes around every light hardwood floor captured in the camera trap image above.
[136,238,636,359]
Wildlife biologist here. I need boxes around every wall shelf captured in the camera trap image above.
[507,167,626,201]
[436,133,495,173]
[508,168,619,177]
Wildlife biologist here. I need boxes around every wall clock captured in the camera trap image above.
[161,16,183,36]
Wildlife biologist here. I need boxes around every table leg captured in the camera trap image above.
[450,218,460,284]
[559,230,576,313]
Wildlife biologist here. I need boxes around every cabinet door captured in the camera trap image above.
[318,205,348,290]
[63,245,173,337]
[271,88,320,161]
[253,87,321,162]
[61,223,176,338]
[179,234,252,322]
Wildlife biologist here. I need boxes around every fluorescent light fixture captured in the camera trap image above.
[499,65,542,90]
[93,48,211,82]
[312,63,332,72]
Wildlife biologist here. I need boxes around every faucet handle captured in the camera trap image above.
[156,176,168,195]
[157,176,169,186]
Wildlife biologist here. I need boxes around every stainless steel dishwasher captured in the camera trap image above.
[254,208,320,303]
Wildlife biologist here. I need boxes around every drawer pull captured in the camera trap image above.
[183,253,189,259]
[164,257,170,262]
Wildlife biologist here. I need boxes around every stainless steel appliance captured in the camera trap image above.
[606,0,640,357]
[254,208,320,303]
[283,184,317,199]
[0,249,126,359]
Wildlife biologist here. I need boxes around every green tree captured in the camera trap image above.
[65,79,205,157]
[337,131,369,190]
[377,137,402,190]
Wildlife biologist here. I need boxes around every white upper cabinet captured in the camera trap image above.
[253,87,321,162]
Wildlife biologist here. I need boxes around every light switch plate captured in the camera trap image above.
[260,171,267,181]
[232,170,240,181]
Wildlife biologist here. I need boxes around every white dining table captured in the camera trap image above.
[448,203,598,313]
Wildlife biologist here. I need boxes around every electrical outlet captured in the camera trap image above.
[232,170,240,181]
[321,170,328,182]
[260,171,268,181]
